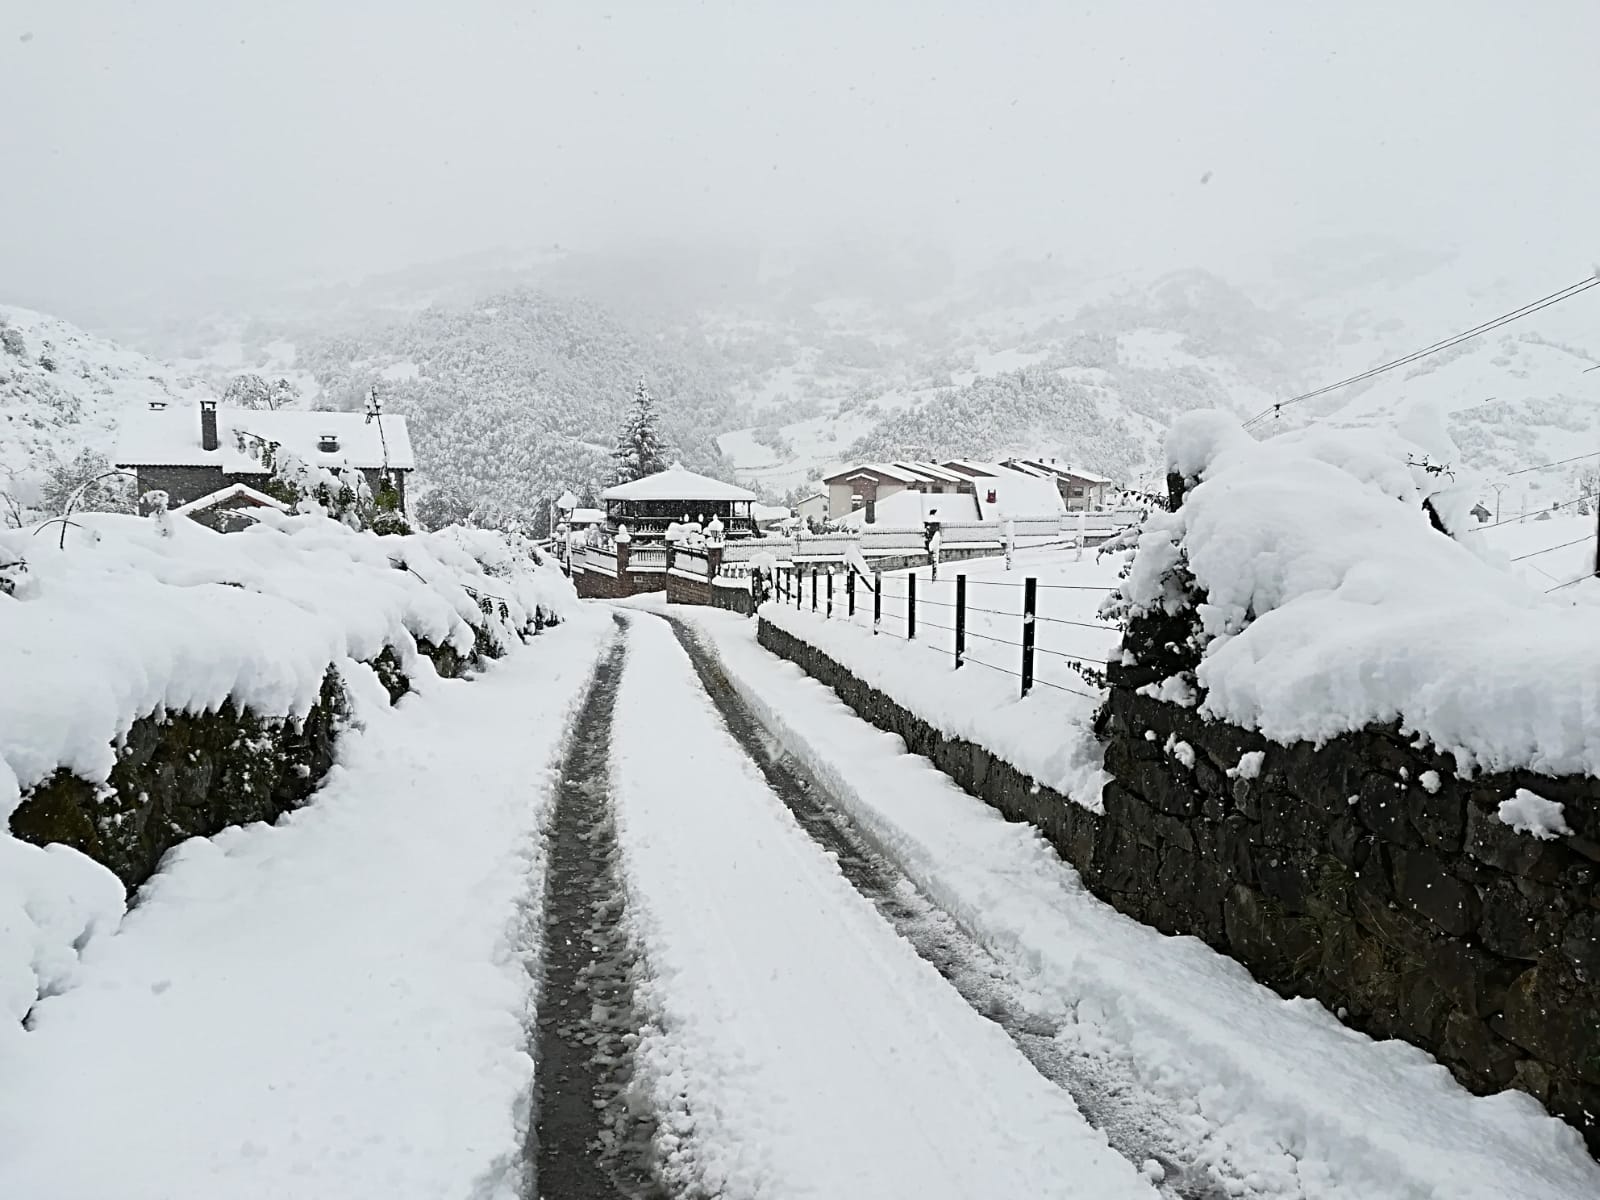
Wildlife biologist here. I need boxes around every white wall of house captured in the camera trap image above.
[796,494,829,524]
[829,478,913,519]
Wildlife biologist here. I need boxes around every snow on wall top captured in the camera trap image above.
[602,465,756,502]
[0,514,575,818]
[115,405,415,473]
[1123,409,1600,777]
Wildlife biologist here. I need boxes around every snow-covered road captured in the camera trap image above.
[6,595,1596,1200]
[609,613,1155,1198]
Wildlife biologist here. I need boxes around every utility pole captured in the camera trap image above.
[1491,482,1509,524]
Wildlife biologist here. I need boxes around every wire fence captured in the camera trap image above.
[770,562,1118,701]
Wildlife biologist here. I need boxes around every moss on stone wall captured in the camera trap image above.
[10,669,349,888]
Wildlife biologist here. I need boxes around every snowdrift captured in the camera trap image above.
[0,512,576,1038]
[1120,410,1600,777]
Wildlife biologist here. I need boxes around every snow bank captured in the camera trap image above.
[761,602,1110,807]
[1122,410,1600,776]
[0,512,575,805]
[1,511,575,1038]
[0,613,613,1199]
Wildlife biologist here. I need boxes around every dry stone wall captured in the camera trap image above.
[756,616,1600,1154]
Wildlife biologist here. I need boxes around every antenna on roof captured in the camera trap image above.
[365,385,392,476]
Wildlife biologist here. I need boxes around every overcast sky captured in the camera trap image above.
[3,1,1597,319]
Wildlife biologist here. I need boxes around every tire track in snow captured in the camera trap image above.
[530,616,668,1200]
[659,613,1236,1200]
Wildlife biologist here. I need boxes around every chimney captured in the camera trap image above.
[200,399,219,451]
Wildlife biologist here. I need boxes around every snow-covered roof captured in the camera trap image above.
[116,405,415,474]
[601,465,757,502]
[892,461,969,485]
[1063,465,1112,484]
[940,460,1005,479]
[839,490,982,529]
[568,507,605,525]
[171,482,290,517]
[971,466,1067,520]
[822,462,922,485]
[1004,458,1114,486]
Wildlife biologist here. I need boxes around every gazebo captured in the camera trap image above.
[600,464,759,540]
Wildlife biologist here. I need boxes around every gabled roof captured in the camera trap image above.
[1003,458,1113,485]
[171,482,290,517]
[822,462,914,485]
[891,461,968,484]
[1064,466,1112,484]
[601,465,757,502]
[116,405,415,473]
[940,460,1005,479]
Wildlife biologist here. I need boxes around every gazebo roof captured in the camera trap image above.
[601,464,757,503]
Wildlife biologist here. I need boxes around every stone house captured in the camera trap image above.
[116,399,414,526]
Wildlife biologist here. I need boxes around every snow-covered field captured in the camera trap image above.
[0,607,614,1200]
[671,605,1600,1200]
[765,545,1125,807]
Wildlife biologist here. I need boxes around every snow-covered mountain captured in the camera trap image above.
[0,306,215,520]
[700,242,1600,505]
[21,237,1597,524]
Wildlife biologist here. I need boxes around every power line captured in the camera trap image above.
[1545,572,1594,593]
[1510,534,1595,562]
[1489,450,1600,481]
[1243,275,1600,430]
[1465,491,1598,532]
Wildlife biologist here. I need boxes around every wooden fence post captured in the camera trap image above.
[826,570,834,618]
[846,569,855,617]
[1021,576,1037,696]
[908,571,917,640]
[954,573,966,669]
[811,566,818,612]
[873,570,882,633]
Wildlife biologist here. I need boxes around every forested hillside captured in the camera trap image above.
[294,289,740,527]
[0,306,213,524]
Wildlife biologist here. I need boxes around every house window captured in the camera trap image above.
[986,489,997,503]
[318,434,340,452]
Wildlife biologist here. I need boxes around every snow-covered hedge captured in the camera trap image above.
[1115,410,1600,778]
[0,511,577,1034]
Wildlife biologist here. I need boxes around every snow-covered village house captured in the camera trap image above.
[821,459,1087,523]
[600,465,759,540]
[821,462,974,524]
[115,399,413,529]
[999,458,1112,510]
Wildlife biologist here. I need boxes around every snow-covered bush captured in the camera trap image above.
[1111,409,1600,776]
[0,511,578,1026]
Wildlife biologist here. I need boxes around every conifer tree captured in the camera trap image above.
[611,376,671,483]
